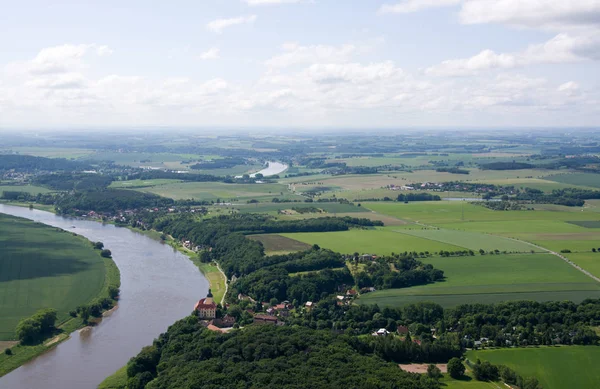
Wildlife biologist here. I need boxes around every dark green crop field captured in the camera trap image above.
[0,214,108,340]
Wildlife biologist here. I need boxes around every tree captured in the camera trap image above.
[447,357,465,379]
[473,360,499,381]
[4,348,12,356]
[100,249,112,258]
[427,364,442,379]
[108,286,120,300]
[16,318,41,343]
[93,241,104,250]
[522,377,543,389]
[79,306,91,324]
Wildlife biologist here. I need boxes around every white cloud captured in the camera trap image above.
[265,43,356,68]
[379,0,460,14]
[459,0,600,30]
[199,48,220,60]
[305,61,402,84]
[426,33,600,76]
[96,45,113,56]
[206,15,257,34]
[2,41,598,127]
[243,0,301,5]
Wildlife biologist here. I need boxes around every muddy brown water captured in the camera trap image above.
[0,204,208,389]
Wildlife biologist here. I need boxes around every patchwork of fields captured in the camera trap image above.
[280,229,467,255]
[468,346,600,389]
[138,181,303,201]
[357,253,600,308]
[0,214,107,340]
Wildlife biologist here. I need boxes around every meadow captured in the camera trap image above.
[365,201,600,226]
[280,228,467,255]
[545,172,600,189]
[0,185,53,195]
[109,179,183,189]
[138,181,302,201]
[248,234,312,255]
[467,346,600,389]
[390,227,538,252]
[0,214,108,340]
[357,253,600,308]
[236,202,364,214]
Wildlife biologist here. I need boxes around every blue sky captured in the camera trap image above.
[1,0,599,128]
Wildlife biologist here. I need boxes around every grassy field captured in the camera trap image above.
[390,227,538,252]
[467,346,600,389]
[236,202,365,214]
[193,261,227,304]
[366,201,600,226]
[248,234,312,255]
[109,179,183,189]
[98,365,127,389]
[281,228,467,255]
[138,181,302,201]
[0,185,53,195]
[566,253,600,279]
[357,253,600,308]
[277,211,408,226]
[0,214,110,340]
[545,173,600,189]
[8,147,95,159]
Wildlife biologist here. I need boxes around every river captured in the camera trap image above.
[235,161,288,178]
[0,204,209,389]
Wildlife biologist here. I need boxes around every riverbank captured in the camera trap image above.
[166,241,227,305]
[0,222,121,377]
[0,200,56,213]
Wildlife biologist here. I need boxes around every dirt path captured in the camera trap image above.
[503,236,600,283]
[411,220,600,284]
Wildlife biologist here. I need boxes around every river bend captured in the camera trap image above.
[0,204,208,389]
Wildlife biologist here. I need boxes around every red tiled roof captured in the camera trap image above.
[194,298,216,310]
[254,314,278,322]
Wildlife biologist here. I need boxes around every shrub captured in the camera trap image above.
[447,357,465,379]
[560,249,571,253]
[4,348,12,356]
[100,249,112,258]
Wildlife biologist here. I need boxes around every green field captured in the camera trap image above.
[109,179,183,189]
[390,227,538,252]
[545,173,600,189]
[0,185,53,195]
[281,228,467,255]
[0,214,109,340]
[248,234,312,255]
[237,202,365,214]
[366,201,600,226]
[468,346,600,389]
[138,181,302,201]
[357,253,600,308]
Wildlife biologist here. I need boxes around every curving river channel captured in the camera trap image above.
[0,204,209,389]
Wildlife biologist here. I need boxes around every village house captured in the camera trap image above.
[397,325,409,335]
[372,328,390,337]
[346,289,358,297]
[253,314,279,325]
[305,301,313,311]
[210,314,236,328]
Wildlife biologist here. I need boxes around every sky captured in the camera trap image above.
[0,0,599,129]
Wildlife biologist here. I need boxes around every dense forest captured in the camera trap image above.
[0,154,91,172]
[125,317,441,389]
[55,189,174,214]
[144,214,442,304]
